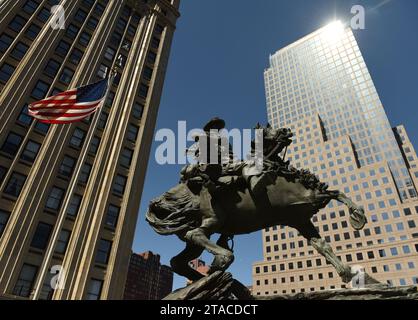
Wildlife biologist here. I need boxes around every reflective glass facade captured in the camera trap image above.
[265,22,416,200]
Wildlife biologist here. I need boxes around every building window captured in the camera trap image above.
[11,42,29,60]
[95,239,112,264]
[87,17,98,30]
[69,48,83,65]
[25,23,41,40]
[93,1,105,15]
[44,59,61,77]
[113,174,126,195]
[127,124,138,142]
[127,24,136,37]
[79,32,91,46]
[9,15,27,33]
[155,24,165,35]
[60,68,74,84]
[55,229,71,254]
[89,136,100,155]
[67,194,82,217]
[65,24,79,39]
[143,66,153,81]
[37,7,50,23]
[17,104,33,126]
[403,245,411,254]
[59,155,76,177]
[151,36,160,49]
[31,80,50,100]
[0,209,10,238]
[70,128,86,148]
[21,140,41,163]
[105,204,119,229]
[34,121,50,134]
[45,187,65,211]
[104,47,115,61]
[4,172,27,197]
[79,163,92,184]
[74,9,87,23]
[147,51,156,64]
[1,132,23,156]
[86,279,103,300]
[97,64,108,78]
[31,221,53,249]
[55,40,70,57]
[98,112,108,130]
[13,264,38,297]
[0,63,15,82]
[367,251,375,259]
[120,148,133,168]
[0,166,6,184]
[132,102,143,119]
[116,18,127,32]
[0,33,13,53]
[82,0,94,9]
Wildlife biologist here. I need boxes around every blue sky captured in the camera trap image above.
[133,0,418,289]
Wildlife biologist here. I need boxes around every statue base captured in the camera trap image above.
[163,271,253,300]
[163,271,418,300]
[259,285,418,300]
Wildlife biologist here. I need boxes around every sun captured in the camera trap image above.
[322,20,345,44]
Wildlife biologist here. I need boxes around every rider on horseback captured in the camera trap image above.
[182,118,271,238]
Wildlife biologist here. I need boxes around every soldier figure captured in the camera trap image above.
[182,117,270,238]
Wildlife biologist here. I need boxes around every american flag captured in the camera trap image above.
[29,78,108,124]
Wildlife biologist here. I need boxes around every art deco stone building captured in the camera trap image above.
[0,0,180,299]
[253,22,418,296]
[124,251,173,300]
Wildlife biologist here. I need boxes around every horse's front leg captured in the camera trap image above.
[296,222,355,283]
[332,191,367,230]
[184,186,234,273]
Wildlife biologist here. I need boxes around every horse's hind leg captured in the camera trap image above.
[170,242,205,282]
[332,191,367,230]
[184,229,234,273]
[295,222,355,283]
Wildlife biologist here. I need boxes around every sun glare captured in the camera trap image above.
[322,20,345,44]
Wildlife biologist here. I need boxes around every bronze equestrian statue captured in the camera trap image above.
[146,118,368,285]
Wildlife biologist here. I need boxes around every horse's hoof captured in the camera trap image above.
[209,252,234,273]
[349,208,367,230]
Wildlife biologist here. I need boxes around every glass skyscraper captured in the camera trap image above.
[264,21,415,200]
[253,21,418,296]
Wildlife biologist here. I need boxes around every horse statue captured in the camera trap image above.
[146,121,368,286]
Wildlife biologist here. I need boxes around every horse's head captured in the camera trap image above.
[254,123,293,159]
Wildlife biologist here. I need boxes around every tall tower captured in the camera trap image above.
[0,0,180,300]
[253,21,418,296]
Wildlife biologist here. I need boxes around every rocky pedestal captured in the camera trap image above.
[164,271,418,300]
[164,271,253,300]
[261,285,418,300]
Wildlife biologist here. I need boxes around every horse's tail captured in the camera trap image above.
[145,183,202,236]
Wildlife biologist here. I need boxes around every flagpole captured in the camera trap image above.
[31,66,117,300]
